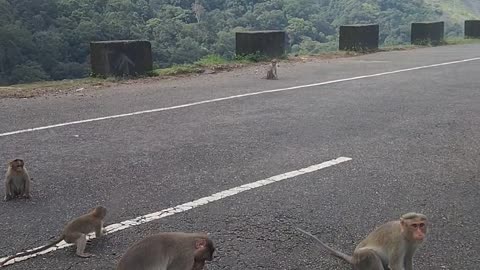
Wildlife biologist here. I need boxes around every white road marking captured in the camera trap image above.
[0,156,352,266]
[1,57,480,138]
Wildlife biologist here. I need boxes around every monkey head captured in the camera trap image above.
[400,212,427,242]
[92,206,107,219]
[9,159,25,172]
[194,237,215,262]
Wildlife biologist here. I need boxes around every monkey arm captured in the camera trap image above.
[23,175,31,197]
[387,251,405,270]
[95,222,104,237]
[404,254,414,270]
[4,176,12,198]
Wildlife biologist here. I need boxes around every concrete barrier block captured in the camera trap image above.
[90,40,153,77]
[411,22,444,45]
[339,24,379,52]
[235,31,286,58]
[465,20,480,38]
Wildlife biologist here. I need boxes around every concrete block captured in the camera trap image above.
[235,31,286,58]
[90,40,152,77]
[339,24,379,52]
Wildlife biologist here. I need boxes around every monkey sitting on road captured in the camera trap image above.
[297,212,428,270]
[265,59,278,80]
[0,206,108,267]
[4,159,31,201]
[116,232,215,270]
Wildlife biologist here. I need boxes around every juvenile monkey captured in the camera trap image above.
[297,212,428,270]
[116,232,215,270]
[265,59,278,80]
[4,159,31,201]
[0,206,107,267]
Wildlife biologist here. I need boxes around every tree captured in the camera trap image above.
[10,61,49,84]
[286,18,316,44]
[192,0,205,23]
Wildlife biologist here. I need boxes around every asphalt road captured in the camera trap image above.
[0,44,479,270]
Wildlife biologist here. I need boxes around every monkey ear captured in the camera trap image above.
[195,239,207,249]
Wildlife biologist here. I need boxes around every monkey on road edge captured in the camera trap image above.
[265,59,278,80]
[116,232,215,270]
[4,159,31,201]
[0,206,108,267]
[297,212,428,270]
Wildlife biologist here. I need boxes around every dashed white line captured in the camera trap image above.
[1,57,479,138]
[0,156,352,266]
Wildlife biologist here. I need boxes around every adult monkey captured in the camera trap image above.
[0,206,108,267]
[297,212,428,270]
[265,59,278,80]
[4,159,31,201]
[116,232,215,270]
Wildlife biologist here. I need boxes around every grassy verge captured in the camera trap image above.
[2,38,479,98]
[149,54,263,76]
[0,77,120,98]
[445,37,480,45]
[379,44,420,51]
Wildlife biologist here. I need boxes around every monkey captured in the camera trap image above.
[297,212,428,270]
[4,159,31,201]
[0,206,107,267]
[116,232,215,270]
[265,59,278,80]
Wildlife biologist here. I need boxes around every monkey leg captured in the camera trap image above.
[75,234,93,258]
[22,185,31,199]
[353,248,385,270]
[4,189,13,201]
[4,184,13,201]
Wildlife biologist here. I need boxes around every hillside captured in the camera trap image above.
[0,0,477,86]
[425,0,480,22]
[463,0,480,15]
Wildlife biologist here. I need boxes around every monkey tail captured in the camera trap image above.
[296,227,353,264]
[0,236,64,267]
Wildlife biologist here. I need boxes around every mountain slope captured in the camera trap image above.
[425,0,480,21]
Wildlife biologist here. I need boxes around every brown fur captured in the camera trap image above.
[116,232,215,270]
[265,59,278,80]
[297,212,428,270]
[4,159,31,201]
[0,206,107,267]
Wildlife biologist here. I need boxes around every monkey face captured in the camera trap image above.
[9,159,24,171]
[410,221,427,241]
[402,219,427,241]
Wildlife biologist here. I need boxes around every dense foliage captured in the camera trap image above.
[0,0,465,85]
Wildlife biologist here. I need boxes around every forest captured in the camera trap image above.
[0,0,475,85]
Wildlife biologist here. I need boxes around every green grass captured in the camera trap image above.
[378,37,480,51]
[379,44,420,52]
[150,54,258,76]
[149,64,204,76]
[445,37,480,44]
[194,54,229,66]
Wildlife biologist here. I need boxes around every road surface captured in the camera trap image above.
[0,44,479,269]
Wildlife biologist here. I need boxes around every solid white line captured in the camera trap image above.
[0,156,352,266]
[1,57,479,138]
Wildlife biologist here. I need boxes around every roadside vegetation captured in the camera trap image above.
[2,0,480,87]
[3,36,479,99]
